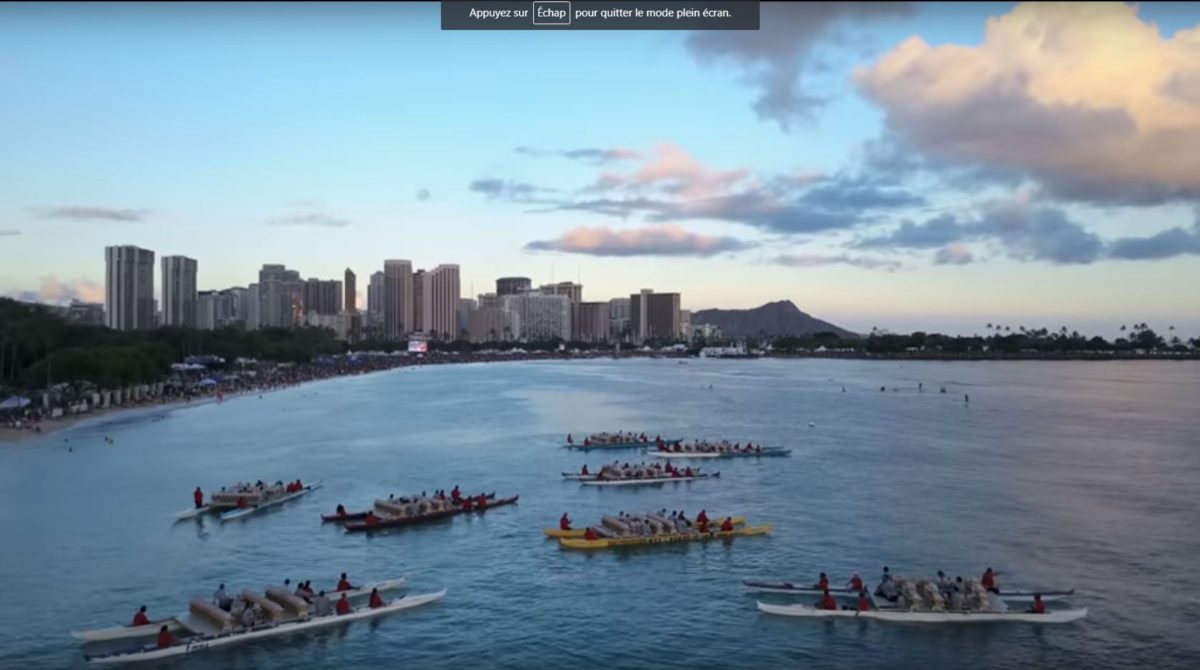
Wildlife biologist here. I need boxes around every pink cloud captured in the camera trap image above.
[526,224,753,257]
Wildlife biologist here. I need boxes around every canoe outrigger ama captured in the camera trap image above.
[756,601,1088,624]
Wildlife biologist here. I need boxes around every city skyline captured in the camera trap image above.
[3,2,1200,337]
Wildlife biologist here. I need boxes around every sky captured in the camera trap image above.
[2,1,1199,337]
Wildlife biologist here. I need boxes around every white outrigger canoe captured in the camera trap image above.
[71,576,408,643]
[84,589,446,665]
[219,482,322,522]
[580,473,719,486]
[742,581,1075,603]
[757,601,1087,624]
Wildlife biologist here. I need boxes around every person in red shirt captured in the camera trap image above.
[696,510,709,525]
[584,438,591,446]
[237,497,248,509]
[583,527,598,541]
[1029,594,1046,614]
[368,588,384,609]
[697,519,709,533]
[816,590,838,611]
[856,591,871,612]
[720,518,734,532]
[295,479,303,490]
[476,494,487,510]
[336,593,351,615]
[451,485,461,502]
[814,573,829,590]
[847,573,864,592]
[156,625,173,649]
[336,573,356,591]
[131,606,150,627]
[981,568,998,593]
[365,511,379,527]
[193,487,204,509]
[559,514,571,531]
[684,467,694,477]
[462,497,473,511]
[580,464,589,475]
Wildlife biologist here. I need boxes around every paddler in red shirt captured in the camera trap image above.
[193,487,204,509]
[451,486,461,503]
[156,624,173,649]
[720,517,734,532]
[365,511,379,527]
[817,590,838,611]
[1029,594,1046,614]
[336,573,357,591]
[336,593,351,615]
[237,497,248,509]
[856,591,871,611]
[131,605,150,627]
[846,573,864,592]
[696,510,709,526]
[583,527,598,541]
[462,497,473,511]
[814,572,830,590]
[560,513,571,531]
[580,464,589,475]
[476,494,487,510]
[368,588,384,609]
[981,567,998,593]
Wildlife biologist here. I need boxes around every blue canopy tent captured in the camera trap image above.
[0,396,32,411]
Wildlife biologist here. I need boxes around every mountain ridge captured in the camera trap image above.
[691,300,857,339]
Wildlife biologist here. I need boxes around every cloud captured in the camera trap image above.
[524,224,754,257]
[772,253,901,271]
[0,229,20,236]
[468,178,551,202]
[33,206,150,222]
[856,3,1200,204]
[588,143,749,199]
[1108,221,1200,260]
[266,213,350,228]
[855,214,963,249]
[515,146,639,164]
[686,2,912,129]
[934,243,974,265]
[6,276,103,305]
[415,188,431,202]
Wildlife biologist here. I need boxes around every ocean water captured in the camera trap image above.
[1,358,1197,669]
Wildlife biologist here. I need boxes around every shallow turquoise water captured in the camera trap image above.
[1,358,1198,669]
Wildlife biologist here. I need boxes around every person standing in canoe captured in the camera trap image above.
[368,588,384,609]
[720,517,734,532]
[816,590,838,611]
[846,573,864,592]
[336,573,357,591]
[981,567,999,593]
[131,605,150,627]
[1028,594,1046,614]
[560,513,571,531]
[193,487,204,509]
[156,624,173,649]
[814,572,829,590]
[335,593,351,615]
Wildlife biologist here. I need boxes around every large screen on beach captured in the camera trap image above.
[408,341,428,353]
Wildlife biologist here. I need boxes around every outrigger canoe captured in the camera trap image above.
[742,580,1075,603]
[559,524,771,550]
[581,473,719,486]
[83,590,447,665]
[756,601,1088,624]
[544,515,747,538]
[563,439,680,450]
[342,495,518,533]
[219,482,322,522]
[70,576,409,643]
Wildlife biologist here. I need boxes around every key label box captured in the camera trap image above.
[533,1,571,25]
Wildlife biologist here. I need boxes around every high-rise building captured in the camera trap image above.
[160,255,197,328]
[679,309,692,338]
[496,276,531,296]
[67,300,105,326]
[344,269,356,314]
[197,288,244,330]
[243,284,260,330]
[303,278,342,316]
[257,264,305,328]
[429,264,460,340]
[367,271,384,326]
[412,269,428,333]
[630,289,681,342]
[572,302,609,342]
[609,297,631,342]
[539,282,582,304]
[468,307,519,344]
[458,298,477,339]
[105,245,155,331]
[503,292,570,342]
[477,292,501,309]
[383,259,413,340]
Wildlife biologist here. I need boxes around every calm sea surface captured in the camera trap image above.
[1,358,1198,669]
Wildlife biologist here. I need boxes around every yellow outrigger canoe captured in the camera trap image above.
[543,515,747,539]
[559,524,771,550]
